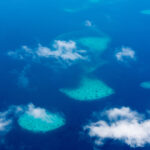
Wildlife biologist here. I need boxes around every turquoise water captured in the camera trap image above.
[0,0,150,149]
[18,112,65,133]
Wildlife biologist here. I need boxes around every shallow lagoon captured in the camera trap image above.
[18,111,65,133]
[60,77,114,101]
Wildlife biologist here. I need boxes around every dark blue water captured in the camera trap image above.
[0,0,150,149]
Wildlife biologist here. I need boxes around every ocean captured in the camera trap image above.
[0,0,150,149]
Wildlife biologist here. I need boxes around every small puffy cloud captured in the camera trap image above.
[84,107,150,148]
[105,107,142,121]
[37,40,86,61]
[26,103,49,121]
[115,47,135,62]
[36,45,52,58]
[8,40,87,65]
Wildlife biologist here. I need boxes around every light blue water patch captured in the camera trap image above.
[141,10,150,15]
[18,111,65,133]
[62,0,102,13]
[140,81,150,89]
[89,0,100,3]
[54,28,111,73]
[77,36,110,53]
[60,77,114,101]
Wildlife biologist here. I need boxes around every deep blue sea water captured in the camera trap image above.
[0,0,150,149]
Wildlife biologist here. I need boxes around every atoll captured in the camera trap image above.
[60,77,114,101]
[54,28,111,72]
[18,104,65,133]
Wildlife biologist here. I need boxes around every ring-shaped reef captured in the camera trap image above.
[60,77,114,101]
[54,28,111,73]
[55,28,110,54]
[140,81,150,89]
[18,109,65,133]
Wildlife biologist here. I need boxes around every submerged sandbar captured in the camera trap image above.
[140,81,150,89]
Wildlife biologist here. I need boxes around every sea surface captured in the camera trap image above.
[0,0,150,149]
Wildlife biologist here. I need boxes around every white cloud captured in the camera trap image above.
[36,45,52,58]
[0,111,13,133]
[115,47,135,61]
[105,107,142,121]
[37,40,86,61]
[8,45,35,60]
[84,107,150,148]
[26,103,50,122]
[0,118,12,132]
[8,40,87,65]
[0,105,23,133]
